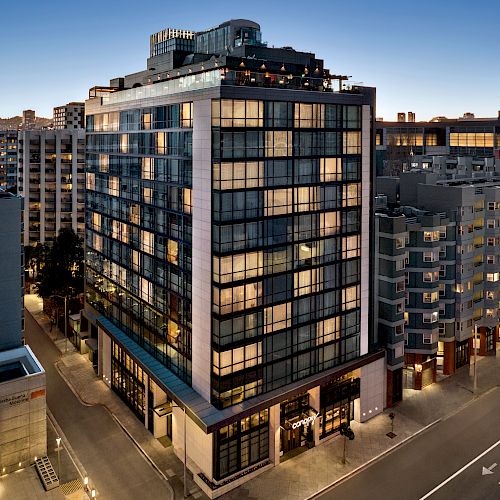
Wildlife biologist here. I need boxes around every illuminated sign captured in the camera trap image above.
[291,412,319,429]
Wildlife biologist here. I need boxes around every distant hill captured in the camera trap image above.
[0,116,53,130]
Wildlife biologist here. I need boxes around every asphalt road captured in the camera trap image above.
[317,386,500,500]
[25,311,173,500]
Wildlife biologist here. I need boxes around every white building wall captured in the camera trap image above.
[0,369,46,473]
[191,99,213,402]
[172,406,213,480]
[360,104,372,356]
[98,326,111,386]
[355,356,385,423]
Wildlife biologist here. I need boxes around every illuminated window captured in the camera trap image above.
[320,158,341,182]
[181,102,193,128]
[143,187,152,204]
[183,188,192,214]
[130,204,140,225]
[343,131,361,154]
[264,303,291,334]
[423,292,439,303]
[265,189,292,216]
[92,212,101,230]
[86,172,95,191]
[343,183,360,207]
[99,154,109,172]
[141,230,154,255]
[120,134,128,154]
[109,176,119,197]
[265,131,292,157]
[142,157,154,180]
[342,285,360,310]
[342,235,360,259]
[167,240,179,265]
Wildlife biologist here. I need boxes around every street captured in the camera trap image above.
[24,310,173,500]
[317,386,500,500]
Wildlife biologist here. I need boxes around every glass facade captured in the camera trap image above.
[86,103,194,384]
[214,409,269,480]
[211,99,363,409]
[111,342,146,422]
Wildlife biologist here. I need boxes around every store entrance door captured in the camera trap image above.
[281,426,303,455]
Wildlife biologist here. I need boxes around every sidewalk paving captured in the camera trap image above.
[24,294,500,500]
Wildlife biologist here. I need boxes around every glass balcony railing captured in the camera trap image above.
[103,69,222,106]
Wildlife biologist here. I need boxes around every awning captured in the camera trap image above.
[85,338,98,352]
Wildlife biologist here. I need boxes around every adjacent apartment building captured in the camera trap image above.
[54,102,85,130]
[0,131,18,190]
[83,19,383,497]
[376,156,500,400]
[18,129,85,246]
[376,112,500,175]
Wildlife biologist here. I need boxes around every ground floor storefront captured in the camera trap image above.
[96,322,385,498]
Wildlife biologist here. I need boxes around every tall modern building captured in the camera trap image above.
[18,129,85,246]
[0,131,18,190]
[376,156,500,397]
[53,102,85,130]
[84,19,383,496]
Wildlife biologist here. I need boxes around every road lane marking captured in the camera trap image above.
[419,439,500,499]
[482,463,497,475]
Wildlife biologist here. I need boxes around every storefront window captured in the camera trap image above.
[214,409,269,480]
[319,376,360,439]
[111,342,146,422]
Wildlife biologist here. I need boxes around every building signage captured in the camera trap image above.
[291,412,319,429]
[0,391,29,408]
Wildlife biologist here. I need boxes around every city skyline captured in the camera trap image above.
[1,0,499,120]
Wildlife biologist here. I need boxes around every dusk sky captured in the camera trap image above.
[2,0,499,120]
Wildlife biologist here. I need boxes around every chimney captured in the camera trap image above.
[408,112,415,123]
[397,112,406,123]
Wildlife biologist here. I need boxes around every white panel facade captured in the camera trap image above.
[360,104,372,355]
[191,99,213,402]
[356,357,385,422]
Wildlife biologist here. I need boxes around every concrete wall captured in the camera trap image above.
[172,406,213,480]
[0,195,23,351]
[98,326,112,387]
[0,370,46,473]
[356,356,385,423]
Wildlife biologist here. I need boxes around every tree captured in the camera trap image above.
[25,242,50,281]
[36,228,84,299]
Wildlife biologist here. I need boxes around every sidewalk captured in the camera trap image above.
[24,294,205,500]
[225,353,500,500]
[25,294,500,500]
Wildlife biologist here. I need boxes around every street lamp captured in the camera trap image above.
[55,437,61,481]
[473,324,478,394]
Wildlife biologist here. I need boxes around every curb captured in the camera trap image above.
[46,408,88,482]
[305,419,441,499]
[26,305,176,499]
[53,361,176,499]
